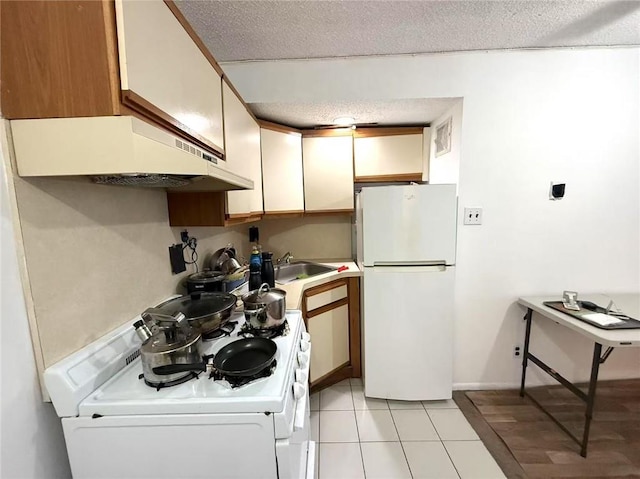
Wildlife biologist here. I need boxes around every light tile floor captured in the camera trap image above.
[311,379,506,479]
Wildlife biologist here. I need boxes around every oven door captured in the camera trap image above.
[62,413,277,479]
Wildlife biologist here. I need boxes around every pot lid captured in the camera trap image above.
[242,284,286,304]
[156,292,236,321]
[187,270,225,284]
[141,326,201,354]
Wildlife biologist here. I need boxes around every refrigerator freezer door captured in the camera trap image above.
[363,265,454,400]
[361,184,457,266]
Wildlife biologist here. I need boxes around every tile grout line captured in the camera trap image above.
[389,407,416,479]
[349,381,369,479]
[422,403,462,478]
[423,402,463,479]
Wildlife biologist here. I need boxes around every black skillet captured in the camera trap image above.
[152,337,277,377]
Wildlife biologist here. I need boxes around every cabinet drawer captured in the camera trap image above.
[308,304,350,382]
[306,284,348,311]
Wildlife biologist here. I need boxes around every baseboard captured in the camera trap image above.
[454,382,521,391]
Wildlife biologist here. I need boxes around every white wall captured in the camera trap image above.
[429,99,463,186]
[1,129,71,478]
[224,48,640,388]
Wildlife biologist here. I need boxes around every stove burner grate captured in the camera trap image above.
[139,372,201,391]
[209,360,277,388]
[202,321,238,341]
[239,319,289,339]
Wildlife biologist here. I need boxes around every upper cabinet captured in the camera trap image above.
[354,128,424,182]
[1,0,226,160]
[223,82,263,217]
[166,82,263,227]
[115,0,224,154]
[302,132,354,213]
[260,126,304,215]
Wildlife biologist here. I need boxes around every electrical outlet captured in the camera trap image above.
[463,207,482,225]
[514,345,522,359]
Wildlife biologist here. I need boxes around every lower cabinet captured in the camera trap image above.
[302,277,361,390]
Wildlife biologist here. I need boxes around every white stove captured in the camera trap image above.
[44,309,315,479]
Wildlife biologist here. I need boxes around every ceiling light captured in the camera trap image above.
[333,116,355,126]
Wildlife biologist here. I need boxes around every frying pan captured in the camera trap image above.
[152,337,277,377]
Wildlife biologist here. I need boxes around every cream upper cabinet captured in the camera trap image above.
[115,0,224,153]
[302,135,354,212]
[223,83,263,216]
[261,128,304,213]
[354,132,423,180]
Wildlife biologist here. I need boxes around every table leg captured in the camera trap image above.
[519,308,533,397]
[580,342,602,457]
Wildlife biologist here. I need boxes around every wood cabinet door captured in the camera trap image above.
[261,128,304,214]
[308,304,350,383]
[354,133,423,181]
[223,83,263,217]
[115,0,224,153]
[302,136,354,212]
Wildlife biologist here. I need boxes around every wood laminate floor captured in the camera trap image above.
[455,379,640,478]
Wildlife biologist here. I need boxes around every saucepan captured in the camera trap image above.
[133,312,204,386]
[241,283,287,330]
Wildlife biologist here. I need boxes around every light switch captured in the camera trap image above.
[463,207,482,225]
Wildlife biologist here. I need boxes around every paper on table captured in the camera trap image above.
[582,312,624,326]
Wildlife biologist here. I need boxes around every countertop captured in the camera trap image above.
[233,260,361,309]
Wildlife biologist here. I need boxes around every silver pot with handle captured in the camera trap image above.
[152,292,236,336]
[241,283,287,329]
[133,310,203,387]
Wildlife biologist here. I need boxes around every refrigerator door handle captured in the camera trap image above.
[371,264,448,273]
[372,261,446,267]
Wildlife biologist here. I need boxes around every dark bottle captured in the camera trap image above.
[261,252,275,287]
[248,263,262,291]
[248,245,263,290]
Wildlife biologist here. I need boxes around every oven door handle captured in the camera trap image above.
[294,343,311,431]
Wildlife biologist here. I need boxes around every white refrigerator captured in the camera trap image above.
[356,184,457,401]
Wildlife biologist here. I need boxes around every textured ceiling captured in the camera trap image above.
[251,98,459,129]
[174,0,639,127]
[175,1,640,62]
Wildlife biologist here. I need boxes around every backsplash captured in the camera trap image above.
[255,215,352,261]
[12,175,351,369]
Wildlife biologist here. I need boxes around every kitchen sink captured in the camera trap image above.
[274,261,337,284]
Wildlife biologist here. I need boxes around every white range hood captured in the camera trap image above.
[10,116,253,191]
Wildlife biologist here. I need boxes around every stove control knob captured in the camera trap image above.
[297,351,309,367]
[295,368,308,384]
[293,382,305,400]
[300,340,310,352]
[301,332,311,342]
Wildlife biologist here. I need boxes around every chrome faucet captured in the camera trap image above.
[276,252,293,266]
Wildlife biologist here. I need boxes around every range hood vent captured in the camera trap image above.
[9,116,253,192]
